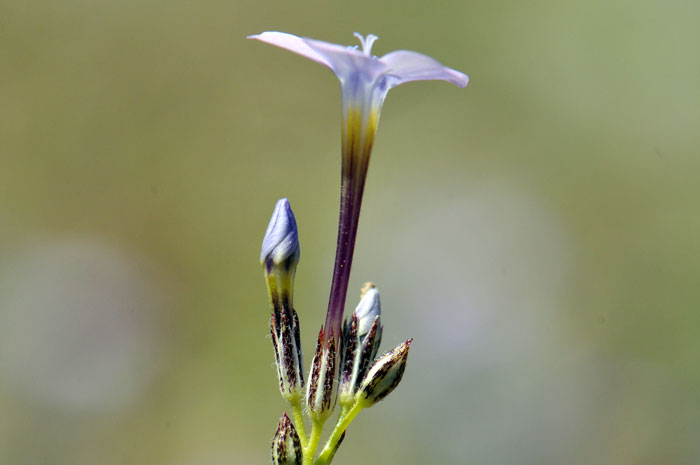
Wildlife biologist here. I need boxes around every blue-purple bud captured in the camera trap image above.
[261,198,300,272]
[262,199,305,402]
[261,198,300,313]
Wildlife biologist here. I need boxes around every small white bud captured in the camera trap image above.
[338,284,384,407]
[354,283,381,338]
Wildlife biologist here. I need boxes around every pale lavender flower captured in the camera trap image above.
[249,31,468,346]
[247,32,468,127]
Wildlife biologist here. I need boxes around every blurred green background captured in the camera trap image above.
[1,0,699,464]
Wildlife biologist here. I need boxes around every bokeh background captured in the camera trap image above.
[1,0,699,464]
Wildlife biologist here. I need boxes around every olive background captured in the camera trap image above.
[1,1,699,464]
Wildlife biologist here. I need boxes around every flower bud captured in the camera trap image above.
[338,283,383,407]
[271,413,302,465]
[270,306,304,401]
[355,339,412,407]
[354,283,381,337]
[262,199,305,402]
[261,198,300,310]
[306,327,337,422]
[261,198,300,269]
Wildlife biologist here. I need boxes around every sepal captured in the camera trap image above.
[305,327,337,422]
[355,339,412,407]
[270,307,305,401]
[271,413,302,465]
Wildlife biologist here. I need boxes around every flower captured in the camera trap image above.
[247,32,468,125]
[249,31,468,345]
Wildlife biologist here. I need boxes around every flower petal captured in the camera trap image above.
[248,31,333,69]
[302,37,388,83]
[380,50,469,88]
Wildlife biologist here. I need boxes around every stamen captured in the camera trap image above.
[353,32,379,56]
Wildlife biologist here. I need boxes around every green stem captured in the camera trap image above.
[290,398,308,447]
[314,401,364,465]
[303,419,325,465]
